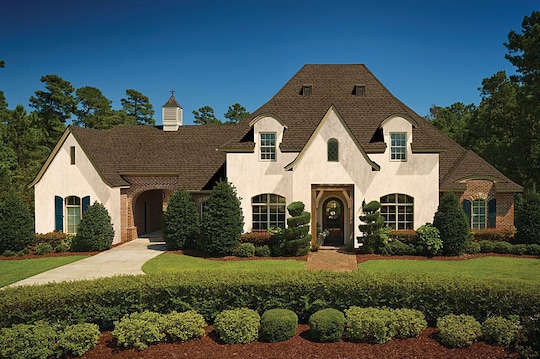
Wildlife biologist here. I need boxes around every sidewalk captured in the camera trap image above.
[306,247,358,272]
[7,233,165,288]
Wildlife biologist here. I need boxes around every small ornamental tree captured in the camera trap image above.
[71,201,114,252]
[514,190,540,244]
[200,180,243,256]
[163,189,199,250]
[357,200,389,249]
[283,201,311,256]
[433,193,471,256]
[0,192,34,253]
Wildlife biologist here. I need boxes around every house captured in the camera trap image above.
[31,64,522,247]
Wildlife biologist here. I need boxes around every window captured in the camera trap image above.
[463,198,496,229]
[390,133,407,161]
[55,195,90,233]
[327,139,339,162]
[66,196,81,234]
[354,84,365,96]
[70,146,76,165]
[471,200,486,230]
[260,132,276,161]
[380,194,414,230]
[302,84,312,96]
[252,194,286,231]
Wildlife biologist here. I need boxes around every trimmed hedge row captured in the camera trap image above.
[0,271,538,329]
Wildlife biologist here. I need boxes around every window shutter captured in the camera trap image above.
[463,199,471,226]
[488,198,497,228]
[82,196,91,214]
[55,196,63,232]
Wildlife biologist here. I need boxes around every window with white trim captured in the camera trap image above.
[380,193,414,230]
[260,132,276,161]
[66,196,82,234]
[252,194,286,231]
[390,133,406,161]
[472,199,486,230]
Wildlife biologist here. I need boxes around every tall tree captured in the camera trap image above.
[75,86,114,129]
[427,102,475,146]
[120,89,155,125]
[223,103,250,124]
[29,74,77,145]
[192,105,221,125]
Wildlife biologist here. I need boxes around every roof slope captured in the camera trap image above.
[223,64,521,192]
[69,124,242,190]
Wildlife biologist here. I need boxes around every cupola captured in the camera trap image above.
[162,91,183,131]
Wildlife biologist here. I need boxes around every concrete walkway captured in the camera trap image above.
[7,232,166,288]
[306,247,358,272]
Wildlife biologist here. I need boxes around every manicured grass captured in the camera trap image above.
[142,253,306,274]
[0,256,88,287]
[358,256,540,284]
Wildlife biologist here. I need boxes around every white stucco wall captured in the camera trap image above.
[34,133,122,244]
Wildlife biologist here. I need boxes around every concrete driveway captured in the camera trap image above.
[7,232,165,288]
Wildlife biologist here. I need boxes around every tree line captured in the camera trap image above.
[428,11,539,191]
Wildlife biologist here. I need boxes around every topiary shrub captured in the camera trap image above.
[200,181,244,257]
[213,308,260,344]
[482,316,520,346]
[433,193,471,256]
[57,323,100,357]
[71,201,114,252]
[112,311,165,350]
[254,245,271,257]
[515,191,540,244]
[437,314,482,348]
[233,242,255,257]
[0,192,35,254]
[416,223,443,256]
[357,200,389,249]
[162,310,207,342]
[34,243,53,255]
[282,201,311,256]
[309,308,345,343]
[162,189,199,250]
[0,321,57,359]
[259,308,298,343]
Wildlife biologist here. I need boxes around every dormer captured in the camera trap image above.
[162,92,183,131]
[380,115,418,162]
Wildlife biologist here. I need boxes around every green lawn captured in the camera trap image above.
[142,253,306,274]
[0,256,88,287]
[358,256,540,284]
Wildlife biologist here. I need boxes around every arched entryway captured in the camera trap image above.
[134,189,166,236]
[323,198,345,246]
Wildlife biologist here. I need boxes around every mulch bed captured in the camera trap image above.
[80,325,518,359]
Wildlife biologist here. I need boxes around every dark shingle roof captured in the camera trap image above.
[222,64,522,192]
[162,95,182,108]
[70,124,241,190]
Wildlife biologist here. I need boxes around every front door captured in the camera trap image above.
[323,198,344,246]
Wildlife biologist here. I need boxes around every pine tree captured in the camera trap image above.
[163,189,200,250]
[433,193,471,256]
[0,191,34,253]
[71,202,114,252]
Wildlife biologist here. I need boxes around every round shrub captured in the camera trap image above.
[511,243,528,255]
[437,314,482,348]
[386,240,416,256]
[2,249,16,257]
[344,306,397,344]
[255,245,271,257]
[55,243,69,253]
[162,310,207,342]
[71,201,114,252]
[0,192,35,253]
[112,311,165,350]
[493,241,513,254]
[433,193,471,256]
[482,316,520,346]
[214,308,260,344]
[309,308,345,343]
[259,309,298,343]
[233,242,255,257]
[0,321,57,359]
[479,240,496,253]
[526,243,540,255]
[465,241,481,254]
[393,308,428,339]
[34,243,53,255]
[58,323,100,357]
[417,223,443,256]
[163,189,199,250]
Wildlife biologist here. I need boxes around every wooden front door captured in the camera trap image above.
[323,198,344,246]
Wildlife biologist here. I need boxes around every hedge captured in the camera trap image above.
[0,271,538,328]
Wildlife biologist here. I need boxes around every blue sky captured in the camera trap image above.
[0,0,537,125]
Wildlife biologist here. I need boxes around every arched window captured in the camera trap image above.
[327,139,339,162]
[380,194,414,230]
[252,194,286,231]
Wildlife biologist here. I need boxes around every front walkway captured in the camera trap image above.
[306,247,358,272]
[7,232,165,288]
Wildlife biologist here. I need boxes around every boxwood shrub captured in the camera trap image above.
[0,321,57,359]
[309,308,344,342]
[259,308,298,342]
[162,310,207,342]
[57,323,100,357]
[112,311,165,350]
[213,308,260,344]
[437,314,482,348]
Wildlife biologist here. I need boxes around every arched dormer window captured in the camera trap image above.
[327,139,339,162]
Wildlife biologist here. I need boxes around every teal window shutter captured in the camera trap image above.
[55,196,63,232]
[488,199,497,228]
[463,199,471,226]
[82,196,90,214]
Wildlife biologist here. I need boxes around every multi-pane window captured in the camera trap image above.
[66,196,81,234]
[380,194,414,230]
[252,194,286,231]
[327,139,339,162]
[472,199,486,230]
[390,133,407,161]
[260,133,276,161]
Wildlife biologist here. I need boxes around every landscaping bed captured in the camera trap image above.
[80,325,516,359]
[357,252,539,264]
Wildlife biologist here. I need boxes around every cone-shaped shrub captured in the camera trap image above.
[71,201,114,252]
[163,189,199,250]
[433,193,471,256]
[0,192,34,253]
